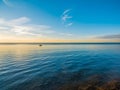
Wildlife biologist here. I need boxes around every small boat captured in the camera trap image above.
[39,44,42,46]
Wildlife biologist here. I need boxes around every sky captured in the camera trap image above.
[0,0,120,43]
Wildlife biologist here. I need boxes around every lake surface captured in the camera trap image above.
[0,44,120,90]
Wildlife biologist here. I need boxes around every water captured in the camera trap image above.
[0,44,120,90]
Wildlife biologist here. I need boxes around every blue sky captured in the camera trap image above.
[0,0,120,42]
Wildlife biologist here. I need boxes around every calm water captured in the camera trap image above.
[0,44,120,90]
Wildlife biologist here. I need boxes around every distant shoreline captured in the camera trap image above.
[0,42,120,45]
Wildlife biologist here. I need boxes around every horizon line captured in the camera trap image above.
[0,42,120,45]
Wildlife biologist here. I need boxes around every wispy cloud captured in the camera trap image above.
[61,9,73,27]
[59,33,73,36]
[62,9,72,22]
[2,0,13,7]
[0,17,29,26]
[96,34,120,39]
[0,17,54,37]
[62,9,71,15]
[10,17,30,25]
[65,23,73,27]
[0,17,73,39]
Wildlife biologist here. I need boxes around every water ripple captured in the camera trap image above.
[0,44,120,90]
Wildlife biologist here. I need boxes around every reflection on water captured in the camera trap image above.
[0,44,120,90]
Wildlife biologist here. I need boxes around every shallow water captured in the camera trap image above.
[0,44,120,90]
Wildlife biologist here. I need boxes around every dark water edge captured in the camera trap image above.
[0,44,120,90]
[58,77,120,90]
[0,42,120,45]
